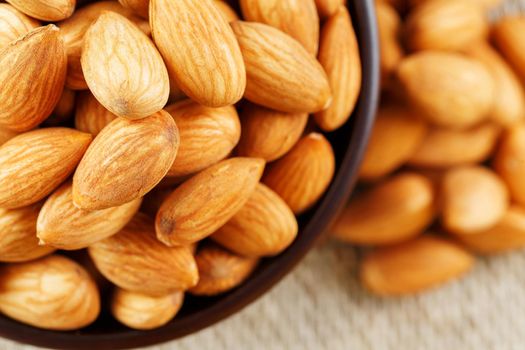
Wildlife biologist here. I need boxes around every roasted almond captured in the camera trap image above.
[0,128,92,209]
[73,111,178,210]
[214,1,239,22]
[376,1,403,84]
[118,0,148,18]
[314,0,344,18]
[231,21,331,113]
[492,16,525,82]
[74,91,118,136]
[156,157,265,246]
[6,0,75,21]
[0,3,40,49]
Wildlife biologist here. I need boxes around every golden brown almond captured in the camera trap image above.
[0,3,40,49]
[82,12,169,120]
[111,288,183,330]
[397,51,494,129]
[236,103,308,162]
[0,255,100,330]
[165,100,241,177]
[359,104,428,181]
[314,6,361,131]
[74,91,118,136]
[6,0,75,21]
[441,165,509,234]
[263,133,335,214]
[333,173,435,245]
[156,157,265,246]
[212,183,298,257]
[0,128,92,209]
[0,203,55,262]
[214,0,239,22]
[48,87,76,126]
[407,122,500,168]
[231,21,331,114]
[492,16,525,82]
[314,0,343,18]
[360,236,474,296]
[240,0,319,55]
[119,0,148,18]
[73,111,178,210]
[376,1,404,84]
[150,0,245,107]
[0,25,67,132]
[0,127,17,146]
[89,214,198,296]
[37,182,142,250]
[189,244,259,296]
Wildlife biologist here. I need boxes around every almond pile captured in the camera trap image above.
[0,0,361,331]
[333,0,525,296]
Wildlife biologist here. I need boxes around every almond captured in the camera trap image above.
[73,111,178,210]
[212,183,298,257]
[165,100,241,177]
[441,165,509,235]
[263,133,335,214]
[0,25,67,132]
[118,0,148,18]
[314,6,361,131]
[0,203,55,262]
[240,0,319,55]
[189,244,259,296]
[376,1,404,84]
[397,51,494,129]
[37,181,142,250]
[150,0,246,107]
[111,288,183,330]
[333,173,435,245]
[0,128,92,209]
[231,21,331,113]
[314,0,344,18]
[0,3,40,49]
[6,0,75,21]
[236,103,308,162]
[214,0,239,22]
[492,16,525,82]
[0,255,100,330]
[48,87,76,126]
[74,91,118,136]
[89,214,198,296]
[0,127,17,146]
[156,157,265,246]
[360,236,474,295]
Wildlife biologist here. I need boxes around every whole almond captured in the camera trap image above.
[189,244,259,296]
[360,236,474,295]
[37,182,142,250]
[165,100,241,178]
[0,128,92,209]
[0,255,100,330]
[263,133,335,214]
[0,203,55,262]
[212,183,298,257]
[74,91,118,136]
[214,0,239,22]
[240,0,319,55]
[111,288,183,330]
[150,0,246,107]
[0,3,40,49]
[0,128,17,146]
[441,165,509,235]
[376,1,403,84]
[314,0,344,18]
[397,51,494,129]
[314,6,361,131]
[236,103,308,162]
[89,214,198,296]
[6,0,75,21]
[0,25,67,132]
[231,21,331,114]
[73,111,178,210]
[492,16,525,82]
[333,173,435,245]
[119,0,148,18]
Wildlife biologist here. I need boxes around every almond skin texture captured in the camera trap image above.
[82,12,169,120]
[263,133,335,214]
[212,183,298,257]
[0,128,92,209]
[314,7,361,131]
[492,16,525,82]
[0,4,40,49]
[6,0,75,21]
[214,1,239,22]
[165,100,241,178]
[240,0,319,55]
[360,236,474,296]
[0,255,100,330]
[397,51,494,129]
[236,103,308,162]
[442,166,509,235]
[189,244,259,296]
[37,182,142,250]
[376,1,403,84]
[119,0,149,18]
[232,21,331,114]
[74,91,118,136]
[0,25,67,132]
[150,0,246,107]
[156,157,265,246]
[0,203,55,262]
[333,173,435,245]
[314,0,343,18]
[89,214,198,296]
[73,111,179,210]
